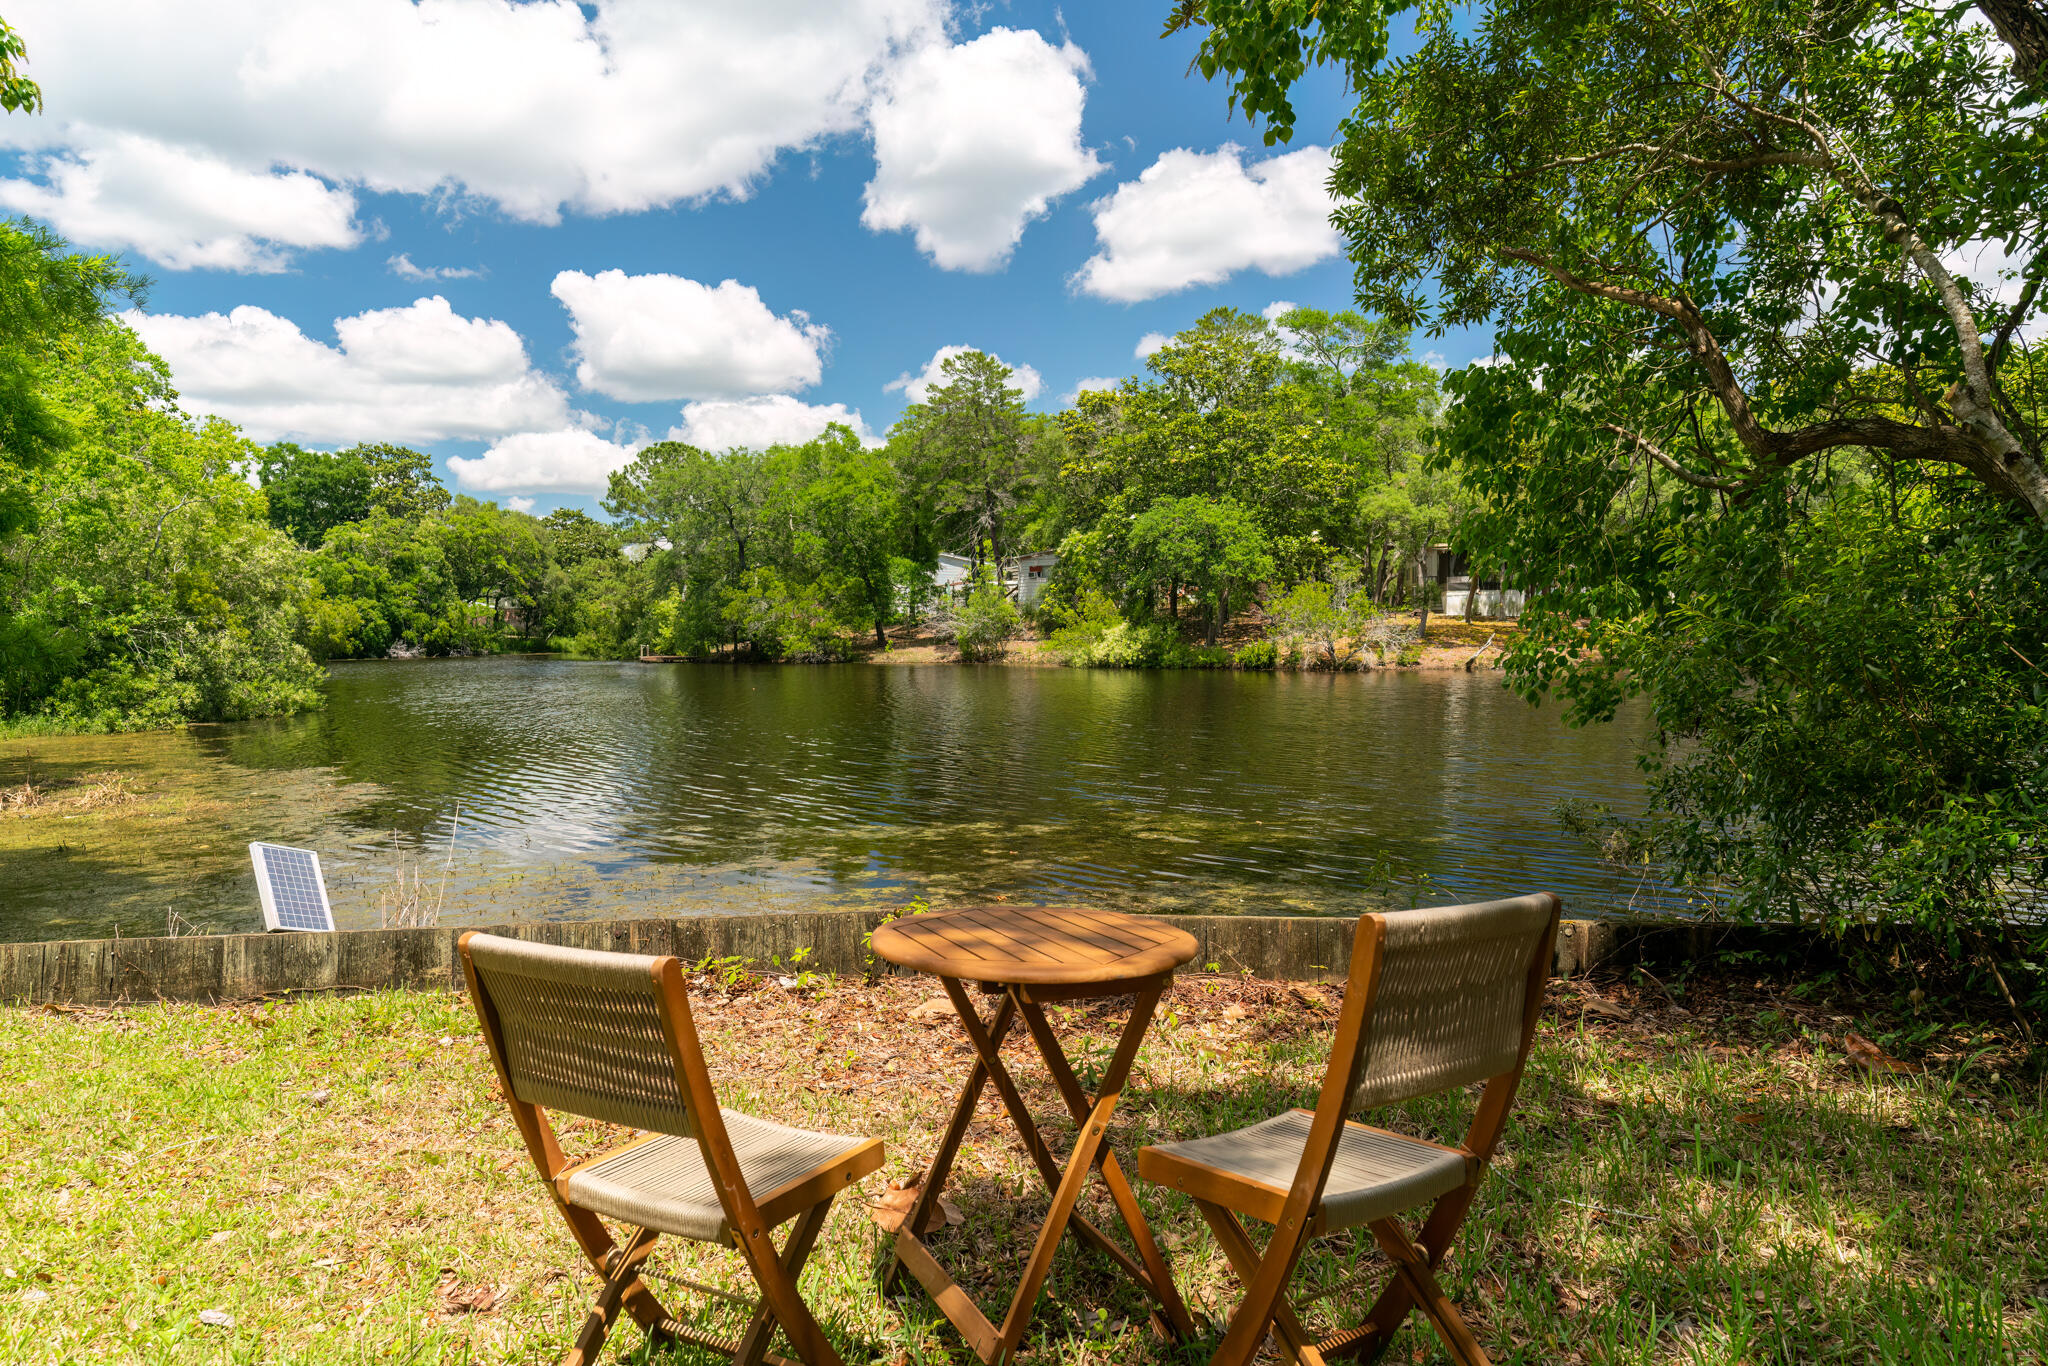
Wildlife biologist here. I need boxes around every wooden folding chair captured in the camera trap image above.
[459,932,884,1366]
[1137,894,1562,1366]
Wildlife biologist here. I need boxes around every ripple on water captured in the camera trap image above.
[1,657,1689,941]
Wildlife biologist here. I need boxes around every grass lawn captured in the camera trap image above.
[2,967,2042,1364]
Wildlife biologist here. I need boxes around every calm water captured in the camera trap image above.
[1,658,1684,941]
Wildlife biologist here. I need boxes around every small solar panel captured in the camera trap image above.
[250,842,335,933]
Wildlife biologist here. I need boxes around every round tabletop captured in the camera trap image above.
[871,905,1198,988]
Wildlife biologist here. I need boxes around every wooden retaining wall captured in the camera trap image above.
[0,910,1769,1006]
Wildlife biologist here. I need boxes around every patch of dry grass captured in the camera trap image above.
[1,969,2041,1364]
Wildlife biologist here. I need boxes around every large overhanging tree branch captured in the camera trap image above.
[1167,0,2048,522]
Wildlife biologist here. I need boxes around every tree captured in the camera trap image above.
[1127,496,1274,643]
[1169,0,2048,520]
[437,496,550,627]
[255,443,374,547]
[1,219,136,538]
[892,351,1034,572]
[1170,0,2048,985]
[307,512,469,659]
[769,424,906,646]
[349,443,450,521]
[1,319,321,726]
[1059,308,1354,614]
[540,507,617,568]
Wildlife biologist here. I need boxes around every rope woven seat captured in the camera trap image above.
[564,1112,875,1243]
[1140,1110,1467,1234]
[459,931,883,1366]
[1135,893,1563,1366]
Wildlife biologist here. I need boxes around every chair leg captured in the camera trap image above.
[556,1199,677,1343]
[732,1203,845,1366]
[1194,1201,1328,1366]
[564,1226,661,1366]
[733,1199,834,1366]
[1368,1220,1490,1366]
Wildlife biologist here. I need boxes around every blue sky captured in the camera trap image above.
[0,0,1487,518]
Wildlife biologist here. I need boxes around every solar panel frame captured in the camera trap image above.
[250,841,336,934]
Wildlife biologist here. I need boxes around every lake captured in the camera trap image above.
[0,657,1686,943]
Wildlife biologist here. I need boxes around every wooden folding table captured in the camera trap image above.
[871,905,1199,1365]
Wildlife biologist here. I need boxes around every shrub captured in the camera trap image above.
[1045,589,1124,664]
[1360,613,1420,665]
[937,571,1018,661]
[1235,638,1278,670]
[1395,641,1425,666]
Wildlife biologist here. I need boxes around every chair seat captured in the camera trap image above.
[1138,1109,1469,1232]
[563,1109,883,1243]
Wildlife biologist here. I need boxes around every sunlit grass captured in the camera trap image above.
[2,973,2040,1363]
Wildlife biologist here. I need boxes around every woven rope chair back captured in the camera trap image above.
[1349,895,1555,1110]
[464,933,699,1136]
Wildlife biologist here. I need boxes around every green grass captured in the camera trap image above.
[1,973,2041,1364]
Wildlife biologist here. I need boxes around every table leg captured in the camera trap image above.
[898,976,1180,1364]
[883,989,1018,1294]
[989,980,1165,1358]
[1014,991,1194,1337]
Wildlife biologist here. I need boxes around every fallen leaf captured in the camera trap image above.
[868,1179,949,1235]
[1843,1032,1914,1073]
[207,1231,233,1245]
[1731,1113,1765,1125]
[435,1269,510,1317]
[907,997,953,1021]
[197,1308,234,1329]
[1221,1004,1250,1023]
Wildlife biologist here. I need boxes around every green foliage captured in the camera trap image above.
[1234,638,1278,670]
[1,218,137,539]
[306,512,472,660]
[0,15,41,114]
[719,568,847,662]
[0,320,321,729]
[1177,0,2047,518]
[1168,0,2048,986]
[539,507,616,568]
[1268,574,1372,670]
[889,351,1040,571]
[1127,494,1274,643]
[937,569,1018,662]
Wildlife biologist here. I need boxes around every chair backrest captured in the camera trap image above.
[1350,894,1559,1109]
[461,932,700,1137]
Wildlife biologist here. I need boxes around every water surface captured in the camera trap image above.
[0,658,1683,941]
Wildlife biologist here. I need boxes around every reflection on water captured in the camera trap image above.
[1,658,1684,941]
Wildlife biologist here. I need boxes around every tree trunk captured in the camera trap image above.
[1981,0,2048,85]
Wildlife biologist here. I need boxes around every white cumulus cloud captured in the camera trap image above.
[885,344,1044,404]
[861,28,1104,271]
[0,0,943,267]
[0,132,360,271]
[1062,376,1119,404]
[124,295,575,445]
[671,396,878,451]
[1135,332,1170,359]
[448,429,644,496]
[505,495,537,513]
[1072,145,1342,303]
[552,269,831,403]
